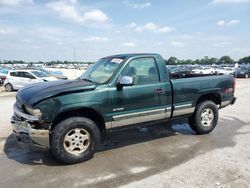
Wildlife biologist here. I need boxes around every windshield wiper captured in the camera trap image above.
[81,78,96,84]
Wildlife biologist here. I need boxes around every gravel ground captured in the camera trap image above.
[0,79,249,188]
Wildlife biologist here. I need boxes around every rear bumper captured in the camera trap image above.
[231,97,237,105]
[11,107,50,149]
[220,97,237,109]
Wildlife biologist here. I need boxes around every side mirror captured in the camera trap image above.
[117,76,133,88]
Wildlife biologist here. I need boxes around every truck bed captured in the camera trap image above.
[170,75,234,117]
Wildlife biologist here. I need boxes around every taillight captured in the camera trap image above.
[1,76,6,81]
[232,78,236,94]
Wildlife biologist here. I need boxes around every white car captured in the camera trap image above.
[214,67,234,75]
[4,69,58,92]
[191,67,215,74]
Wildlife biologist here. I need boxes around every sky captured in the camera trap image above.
[0,0,250,62]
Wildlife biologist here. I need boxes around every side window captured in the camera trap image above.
[21,72,36,79]
[121,57,159,85]
[10,72,21,77]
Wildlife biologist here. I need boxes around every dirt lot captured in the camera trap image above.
[0,79,249,188]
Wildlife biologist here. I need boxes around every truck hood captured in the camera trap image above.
[17,80,96,106]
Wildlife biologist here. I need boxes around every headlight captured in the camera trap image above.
[25,105,42,116]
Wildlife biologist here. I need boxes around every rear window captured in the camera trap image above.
[10,72,21,77]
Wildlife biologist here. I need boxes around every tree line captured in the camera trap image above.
[166,55,250,65]
[0,55,250,65]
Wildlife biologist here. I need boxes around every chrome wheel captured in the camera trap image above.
[201,108,214,127]
[63,128,91,155]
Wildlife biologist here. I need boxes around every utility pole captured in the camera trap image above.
[74,47,76,78]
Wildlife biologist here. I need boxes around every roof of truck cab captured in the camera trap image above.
[103,53,161,59]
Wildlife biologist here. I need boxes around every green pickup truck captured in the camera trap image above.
[11,53,236,164]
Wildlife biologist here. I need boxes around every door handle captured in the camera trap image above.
[154,88,163,94]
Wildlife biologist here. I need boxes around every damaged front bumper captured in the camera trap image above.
[11,106,50,149]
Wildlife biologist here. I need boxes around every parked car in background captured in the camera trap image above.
[23,66,68,80]
[0,67,8,85]
[4,69,58,92]
[168,65,192,78]
[191,67,215,74]
[234,67,250,78]
[224,67,235,75]
[48,70,68,80]
[0,75,6,85]
[214,67,234,75]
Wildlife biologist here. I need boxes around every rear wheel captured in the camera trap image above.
[5,83,13,92]
[188,101,218,134]
[51,117,100,164]
[245,74,249,78]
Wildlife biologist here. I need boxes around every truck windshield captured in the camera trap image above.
[80,57,124,84]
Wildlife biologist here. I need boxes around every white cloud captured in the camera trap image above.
[228,19,240,25]
[122,42,136,47]
[0,0,33,5]
[126,1,151,9]
[144,23,157,31]
[69,0,78,4]
[134,26,144,32]
[232,47,250,52]
[128,22,137,28]
[0,26,14,34]
[129,22,174,33]
[170,42,184,47]
[46,1,108,23]
[83,36,109,42]
[158,26,173,33]
[213,41,231,47]
[212,0,250,4]
[216,19,240,26]
[0,28,8,34]
[217,20,225,26]
[83,9,108,23]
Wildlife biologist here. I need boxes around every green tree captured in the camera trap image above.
[167,56,178,65]
[219,56,234,64]
[239,56,250,64]
[209,57,218,64]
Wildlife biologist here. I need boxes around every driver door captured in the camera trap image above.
[107,57,172,128]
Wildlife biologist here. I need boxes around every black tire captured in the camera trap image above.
[5,83,13,92]
[188,101,218,134]
[51,117,100,164]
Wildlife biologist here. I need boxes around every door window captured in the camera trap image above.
[121,57,159,85]
[21,72,36,79]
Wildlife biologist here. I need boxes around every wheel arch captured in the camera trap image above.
[51,107,106,134]
[196,93,221,106]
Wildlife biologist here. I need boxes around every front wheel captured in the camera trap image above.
[245,74,249,78]
[51,117,100,164]
[188,101,218,134]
